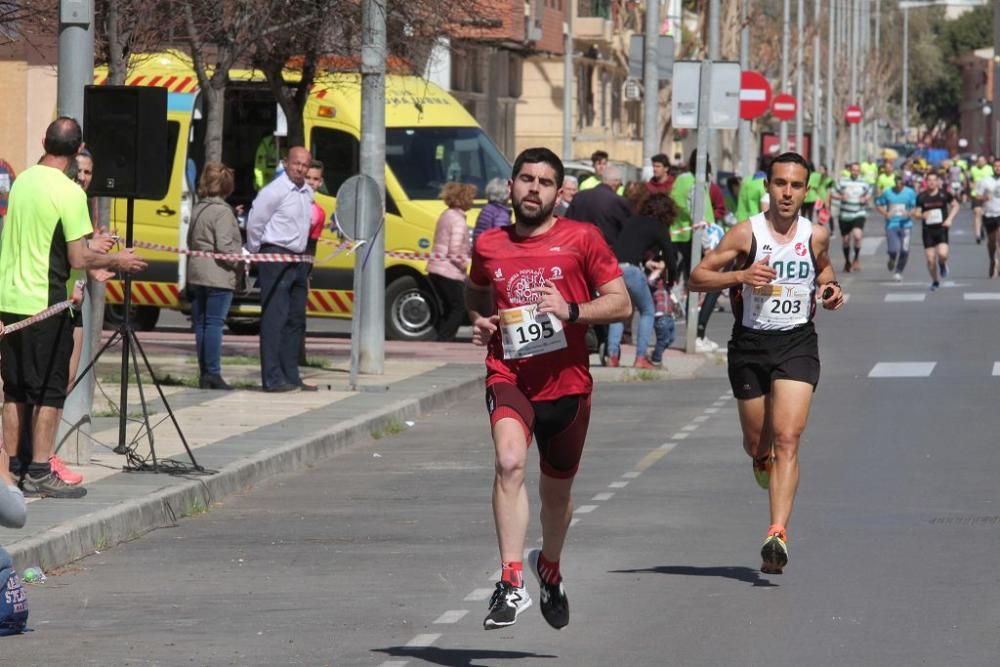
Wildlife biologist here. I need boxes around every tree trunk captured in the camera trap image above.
[203,83,226,163]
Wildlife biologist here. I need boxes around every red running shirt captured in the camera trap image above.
[469,218,622,400]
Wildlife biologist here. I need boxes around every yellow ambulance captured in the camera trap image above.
[96,51,509,339]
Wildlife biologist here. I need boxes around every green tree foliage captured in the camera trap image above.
[910,4,993,131]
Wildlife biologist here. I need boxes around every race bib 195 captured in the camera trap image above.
[500,304,567,360]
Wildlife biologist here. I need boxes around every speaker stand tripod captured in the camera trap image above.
[71,199,204,474]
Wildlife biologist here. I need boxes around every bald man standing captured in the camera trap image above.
[246,146,316,392]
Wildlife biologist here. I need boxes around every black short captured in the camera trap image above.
[984,216,1000,233]
[922,225,949,248]
[972,197,986,209]
[838,217,865,236]
[0,310,75,408]
[486,383,592,479]
[727,323,820,400]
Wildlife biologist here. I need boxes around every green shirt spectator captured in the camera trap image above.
[804,172,821,204]
[670,172,715,242]
[876,172,896,196]
[735,175,767,221]
[860,160,878,185]
[0,165,92,316]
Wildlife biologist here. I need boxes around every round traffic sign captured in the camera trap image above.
[335,174,383,242]
[771,93,797,121]
[845,105,863,124]
[739,70,772,120]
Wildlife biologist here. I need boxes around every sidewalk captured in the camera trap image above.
[1,333,710,574]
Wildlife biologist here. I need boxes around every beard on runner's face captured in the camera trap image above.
[512,191,556,226]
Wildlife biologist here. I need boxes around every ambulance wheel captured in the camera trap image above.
[385,275,437,341]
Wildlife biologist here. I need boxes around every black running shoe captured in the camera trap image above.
[760,530,789,574]
[483,580,531,630]
[527,548,569,629]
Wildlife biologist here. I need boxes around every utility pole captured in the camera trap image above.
[993,0,999,156]
[563,0,574,160]
[826,0,835,169]
[902,5,909,142]
[850,0,860,161]
[739,0,752,177]
[874,0,881,154]
[642,0,660,179]
[708,0,720,172]
[780,0,791,152]
[795,0,804,155]
[56,0,97,465]
[358,0,386,374]
[812,0,821,167]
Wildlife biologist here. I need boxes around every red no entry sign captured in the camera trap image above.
[845,105,863,124]
[771,93,797,121]
[739,70,772,120]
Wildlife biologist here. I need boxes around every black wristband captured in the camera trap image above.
[567,302,580,323]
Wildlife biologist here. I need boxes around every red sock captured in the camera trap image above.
[537,552,561,585]
[501,561,523,588]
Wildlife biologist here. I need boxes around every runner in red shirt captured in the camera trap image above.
[466,147,630,630]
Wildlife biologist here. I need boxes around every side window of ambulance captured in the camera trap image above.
[166,121,180,192]
[311,127,359,195]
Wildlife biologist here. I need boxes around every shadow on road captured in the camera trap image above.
[374,646,558,666]
[609,565,778,587]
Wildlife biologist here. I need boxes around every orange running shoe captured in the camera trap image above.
[49,455,83,486]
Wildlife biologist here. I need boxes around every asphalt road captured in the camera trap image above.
[9,210,1000,666]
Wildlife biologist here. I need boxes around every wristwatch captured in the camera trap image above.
[567,302,580,323]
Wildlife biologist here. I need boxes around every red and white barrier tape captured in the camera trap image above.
[130,240,313,263]
[2,300,74,336]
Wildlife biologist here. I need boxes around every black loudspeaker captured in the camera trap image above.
[83,85,170,200]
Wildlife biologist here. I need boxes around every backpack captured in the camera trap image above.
[0,560,28,635]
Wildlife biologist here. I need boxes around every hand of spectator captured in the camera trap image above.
[471,314,499,346]
[90,229,115,253]
[535,280,570,320]
[115,249,148,274]
[88,268,115,283]
[70,280,84,305]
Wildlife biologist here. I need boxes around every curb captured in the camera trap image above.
[9,371,485,572]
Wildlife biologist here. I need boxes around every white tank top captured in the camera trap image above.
[736,213,817,331]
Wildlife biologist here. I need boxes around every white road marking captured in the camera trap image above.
[659,442,676,450]
[592,492,615,501]
[671,432,690,439]
[868,362,936,378]
[464,588,493,601]
[574,504,598,514]
[693,415,710,423]
[569,517,580,527]
[406,634,441,647]
[860,237,883,256]
[993,362,1000,376]
[964,292,1000,300]
[681,424,699,431]
[718,394,730,400]
[609,481,629,489]
[433,610,468,624]
[378,661,409,667]
[704,407,720,414]
[622,471,641,479]
[885,293,926,302]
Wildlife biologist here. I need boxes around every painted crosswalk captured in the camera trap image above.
[884,293,926,302]
[868,362,936,378]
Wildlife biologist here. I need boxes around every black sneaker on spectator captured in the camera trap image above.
[22,472,87,498]
[483,580,532,630]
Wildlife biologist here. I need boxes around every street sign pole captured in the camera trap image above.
[358,0,386,375]
[826,0,835,168]
[794,0,804,157]
[780,0,790,152]
[642,0,660,179]
[738,0,752,178]
[686,61,712,355]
